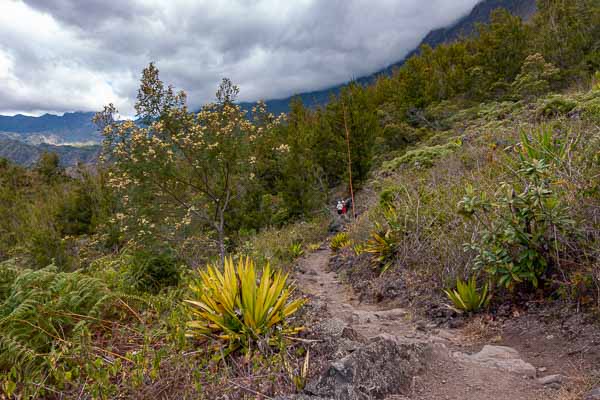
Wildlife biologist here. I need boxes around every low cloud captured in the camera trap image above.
[0,0,479,116]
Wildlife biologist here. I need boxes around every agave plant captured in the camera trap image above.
[364,226,397,273]
[184,257,305,349]
[330,232,350,251]
[444,275,491,313]
[289,243,305,259]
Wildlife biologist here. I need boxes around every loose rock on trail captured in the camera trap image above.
[287,247,562,400]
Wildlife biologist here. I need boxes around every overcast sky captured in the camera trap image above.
[0,0,480,116]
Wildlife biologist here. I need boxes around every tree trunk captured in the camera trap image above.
[217,209,226,267]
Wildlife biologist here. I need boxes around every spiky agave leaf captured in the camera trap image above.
[444,275,491,313]
[185,256,305,349]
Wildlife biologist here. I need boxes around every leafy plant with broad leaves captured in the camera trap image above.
[459,129,574,289]
[444,275,491,312]
[184,257,304,351]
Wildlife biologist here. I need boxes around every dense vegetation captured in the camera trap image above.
[1,0,599,397]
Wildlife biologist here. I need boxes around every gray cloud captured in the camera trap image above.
[0,0,479,116]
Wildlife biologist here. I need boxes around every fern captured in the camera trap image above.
[0,265,125,380]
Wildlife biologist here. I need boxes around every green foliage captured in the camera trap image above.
[536,95,577,119]
[124,250,182,294]
[363,205,403,273]
[56,185,94,236]
[459,130,574,289]
[0,265,123,385]
[98,68,285,262]
[578,90,600,124]
[288,243,305,259]
[378,185,402,206]
[594,71,600,91]
[185,257,304,351]
[533,0,600,71]
[444,275,491,313]
[383,139,462,170]
[512,53,560,100]
[244,218,329,267]
[364,228,397,273]
[34,151,63,183]
[330,232,351,251]
[470,8,531,97]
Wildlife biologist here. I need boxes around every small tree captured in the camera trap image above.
[96,65,280,263]
[512,53,560,100]
[35,152,62,183]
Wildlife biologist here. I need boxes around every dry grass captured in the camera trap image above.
[552,372,599,400]
[460,315,503,345]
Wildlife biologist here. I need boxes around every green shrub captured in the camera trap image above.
[124,250,181,294]
[579,91,600,124]
[511,53,559,100]
[459,148,574,289]
[245,217,329,266]
[378,185,402,206]
[26,227,72,270]
[364,228,397,273]
[536,95,577,119]
[56,186,94,236]
[382,139,462,170]
[288,243,305,259]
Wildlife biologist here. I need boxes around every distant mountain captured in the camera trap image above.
[0,111,99,145]
[0,138,100,167]
[418,0,536,50]
[241,0,537,115]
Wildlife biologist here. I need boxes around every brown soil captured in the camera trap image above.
[295,247,597,400]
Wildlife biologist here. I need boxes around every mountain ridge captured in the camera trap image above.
[241,0,537,114]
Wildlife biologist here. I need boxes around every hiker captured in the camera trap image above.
[336,200,345,215]
[344,198,352,214]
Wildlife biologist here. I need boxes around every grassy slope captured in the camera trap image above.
[341,88,600,308]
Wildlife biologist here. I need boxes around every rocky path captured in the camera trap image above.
[293,247,560,400]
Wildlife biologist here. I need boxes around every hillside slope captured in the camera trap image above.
[0,138,100,166]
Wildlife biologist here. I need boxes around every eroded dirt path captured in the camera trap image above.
[295,247,559,400]
[297,248,417,339]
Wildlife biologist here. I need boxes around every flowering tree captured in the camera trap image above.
[95,64,281,263]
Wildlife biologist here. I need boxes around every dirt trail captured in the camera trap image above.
[295,247,557,400]
[297,248,417,339]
